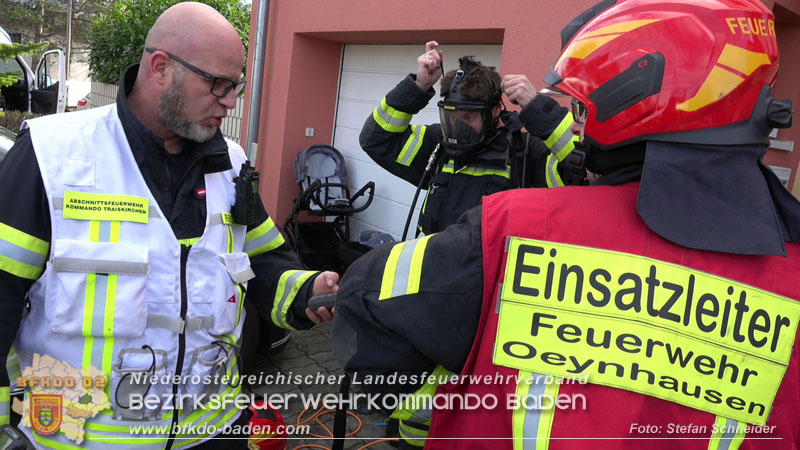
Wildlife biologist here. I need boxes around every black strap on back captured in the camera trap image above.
[507,131,530,189]
[500,110,531,189]
[331,373,351,450]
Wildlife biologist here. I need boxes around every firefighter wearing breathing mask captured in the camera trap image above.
[334,0,800,448]
[360,45,578,237]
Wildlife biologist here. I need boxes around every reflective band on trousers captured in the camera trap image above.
[379,235,433,300]
[27,384,242,450]
[373,98,412,133]
[512,370,560,450]
[396,125,426,166]
[399,420,429,447]
[244,217,285,257]
[708,415,746,450]
[392,364,452,424]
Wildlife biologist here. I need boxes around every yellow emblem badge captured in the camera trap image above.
[30,394,62,435]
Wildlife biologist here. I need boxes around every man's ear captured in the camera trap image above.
[148,51,171,87]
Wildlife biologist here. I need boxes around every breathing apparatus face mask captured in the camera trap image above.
[437,57,501,161]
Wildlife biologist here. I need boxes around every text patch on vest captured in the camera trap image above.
[63,191,149,223]
[493,237,800,425]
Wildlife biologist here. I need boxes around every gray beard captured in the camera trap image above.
[159,70,216,143]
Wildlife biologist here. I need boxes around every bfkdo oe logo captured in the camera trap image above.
[31,394,62,435]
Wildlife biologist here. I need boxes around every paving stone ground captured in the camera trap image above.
[245,323,398,450]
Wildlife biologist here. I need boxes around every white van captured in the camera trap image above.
[0,26,66,115]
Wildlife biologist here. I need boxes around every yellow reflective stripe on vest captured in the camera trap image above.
[397,125,427,166]
[178,237,202,247]
[0,222,48,279]
[81,220,119,386]
[33,433,168,450]
[545,154,565,188]
[708,415,746,450]
[373,98,412,133]
[512,370,559,450]
[391,364,452,423]
[6,345,21,384]
[399,420,428,447]
[272,270,318,330]
[0,386,9,426]
[62,191,150,224]
[379,235,433,301]
[543,114,576,162]
[244,217,285,257]
[226,222,235,253]
[496,237,800,425]
[441,161,511,179]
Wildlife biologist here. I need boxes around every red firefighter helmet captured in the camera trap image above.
[545,0,782,149]
[248,401,288,450]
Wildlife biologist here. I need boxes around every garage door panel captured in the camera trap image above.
[332,126,367,160]
[343,44,501,74]
[335,44,501,241]
[339,71,409,101]
[334,100,375,133]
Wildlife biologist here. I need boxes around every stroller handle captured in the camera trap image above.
[309,181,375,215]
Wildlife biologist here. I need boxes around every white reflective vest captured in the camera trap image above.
[17,105,250,449]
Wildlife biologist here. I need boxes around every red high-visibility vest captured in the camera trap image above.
[427,183,800,449]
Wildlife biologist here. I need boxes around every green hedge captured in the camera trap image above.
[89,0,250,84]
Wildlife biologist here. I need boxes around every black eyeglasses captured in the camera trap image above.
[571,98,587,124]
[145,47,246,98]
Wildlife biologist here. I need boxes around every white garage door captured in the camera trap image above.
[333,44,502,242]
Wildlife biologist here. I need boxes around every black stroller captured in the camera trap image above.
[284,145,377,273]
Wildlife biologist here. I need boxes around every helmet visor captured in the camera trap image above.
[438,101,494,150]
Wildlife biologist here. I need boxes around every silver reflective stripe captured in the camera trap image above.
[209,213,227,226]
[244,225,282,253]
[90,273,109,336]
[230,267,255,284]
[399,420,428,446]
[547,154,562,187]
[375,106,411,130]
[0,238,47,268]
[398,125,424,166]
[53,257,147,275]
[274,271,306,329]
[718,418,739,450]
[390,242,418,298]
[523,374,549,450]
[0,400,8,418]
[52,197,161,219]
[550,131,574,159]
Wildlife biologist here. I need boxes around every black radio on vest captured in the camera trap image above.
[232,162,259,226]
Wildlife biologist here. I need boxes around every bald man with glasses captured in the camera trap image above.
[0,3,337,449]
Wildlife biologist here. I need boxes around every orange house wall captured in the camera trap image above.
[244,0,800,224]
